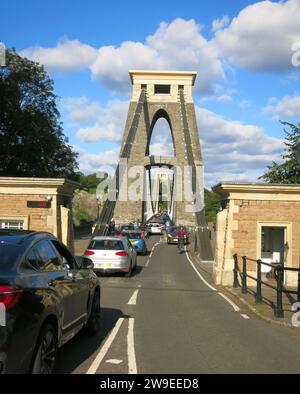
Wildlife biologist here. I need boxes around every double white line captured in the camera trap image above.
[87,288,139,375]
[87,316,137,374]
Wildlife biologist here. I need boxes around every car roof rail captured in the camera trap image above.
[18,231,53,244]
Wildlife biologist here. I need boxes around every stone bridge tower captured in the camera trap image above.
[113,70,204,227]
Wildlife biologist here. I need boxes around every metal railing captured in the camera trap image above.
[233,254,300,318]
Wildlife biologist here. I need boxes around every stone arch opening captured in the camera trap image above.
[146,109,176,157]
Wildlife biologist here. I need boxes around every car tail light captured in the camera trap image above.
[84,250,95,256]
[116,251,127,257]
[0,286,23,309]
[140,233,144,239]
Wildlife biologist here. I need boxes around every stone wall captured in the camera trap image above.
[0,194,53,233]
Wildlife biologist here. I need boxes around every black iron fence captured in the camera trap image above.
[233,254,300,318]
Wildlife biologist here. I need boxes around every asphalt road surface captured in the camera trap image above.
[55,236,300,374]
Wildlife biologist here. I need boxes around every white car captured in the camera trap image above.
[84,236,137,277]
[147,223,165,235]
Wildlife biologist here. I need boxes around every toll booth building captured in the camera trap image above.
[0,177,79,252]
[212,183,300,288]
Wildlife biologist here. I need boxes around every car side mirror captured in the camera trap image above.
[75,256,94,270]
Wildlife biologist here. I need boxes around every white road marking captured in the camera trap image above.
[106,359,123,365]
[86,318,124,374]
[241,314,250,320]
[127,318,137,374]
[218,292,241,312]
[145,239,161,268]
[128,290,139,305]
[186,252,217,292]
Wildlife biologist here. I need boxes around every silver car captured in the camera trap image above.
[84,236,137,277]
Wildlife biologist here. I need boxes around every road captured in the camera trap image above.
[55,236,300,374]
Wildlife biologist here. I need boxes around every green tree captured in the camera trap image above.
[204,188,220,223]
[0,48,78,179]
[259,122,300,184]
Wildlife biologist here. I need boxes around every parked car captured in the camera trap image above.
[146,222,165,235]
[123,231,147,255]
[84,236,137,276]
[0,230,100,375]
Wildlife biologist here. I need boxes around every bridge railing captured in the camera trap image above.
[233,254,300,318]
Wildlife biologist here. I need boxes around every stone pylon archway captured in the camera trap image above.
[113,70,204,227]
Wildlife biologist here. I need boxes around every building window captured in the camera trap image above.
[0,220,24,230]
[154,85,171,95]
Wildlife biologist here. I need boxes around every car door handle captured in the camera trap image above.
[66,272,76,282]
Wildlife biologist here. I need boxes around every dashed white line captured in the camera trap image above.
[241,314,250,320]
[128,290,139,305]
[186,252,217,292]
[218,292,241,312]
[87,318,124,374]
[106,359,123,365]
[127,318,137,374]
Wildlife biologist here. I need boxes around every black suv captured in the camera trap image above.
[0,230,101,374]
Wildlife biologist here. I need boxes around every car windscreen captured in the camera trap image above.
[122,226,135,231]
[127,233,142,239]
[0,242,20,270]
[88,240,124,250]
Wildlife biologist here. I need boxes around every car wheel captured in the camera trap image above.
[84,290,101,336]
[125,261,133,277]
[31,323,58,375]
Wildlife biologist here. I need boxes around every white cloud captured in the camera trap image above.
[196,107,284,186]
[66,95,284,186]
[20,39,97,72]
[76,147,119,175]
[90,18,225,94]
[62,99,129,143]
[21,19,225,94]
[61,97,129,143]
[212,15,230,33]
[149,118,174,157]
[238,99,251,109]
[91,42,159,92]
[213,0,300,72]
[60,97,102,126]
[263,94,300,119]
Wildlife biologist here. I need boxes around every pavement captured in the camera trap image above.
[189,251,299,327]
[55,235,300,374]
[74,234,91,255]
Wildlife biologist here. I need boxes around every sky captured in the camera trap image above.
[1,0,300,187]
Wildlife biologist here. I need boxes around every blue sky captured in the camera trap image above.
[2,0,300,186]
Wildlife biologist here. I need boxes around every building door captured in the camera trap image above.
[261,226,287,282]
